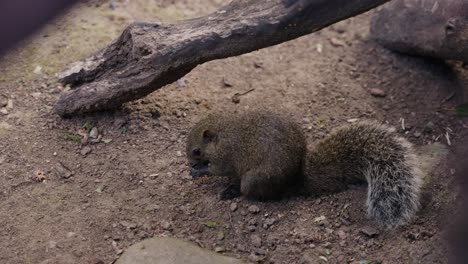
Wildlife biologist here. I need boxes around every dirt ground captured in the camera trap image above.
[1,1,467,263]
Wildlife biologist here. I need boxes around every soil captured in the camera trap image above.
[1,1,467,263]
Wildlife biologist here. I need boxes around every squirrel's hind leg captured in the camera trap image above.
[240,168,292,201]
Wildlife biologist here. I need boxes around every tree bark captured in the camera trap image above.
[54,0,389,117]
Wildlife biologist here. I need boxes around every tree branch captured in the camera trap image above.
[54,0,389,116]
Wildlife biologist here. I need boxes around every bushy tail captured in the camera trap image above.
[363,129,423,228]
[305,122,423,228]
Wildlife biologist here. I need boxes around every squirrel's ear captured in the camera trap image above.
[202,129,217,143]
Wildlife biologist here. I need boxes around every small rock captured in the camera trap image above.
[316,43,323,53]
[231,94,241,104]
[89,127,99,139]
[247,225,256,232]
[330,37,346,47]
[222,77,233,87]
[217,232,225,241]
[0,108,8,115]
[236,243,246,252]
[313,215,327,223]
[248,205,260,214]
[102,138,113,144]
[250,234,262,247]
[33,65,43,74]
[214,246,225,253]
[359,226,380,238]
[263,218,276,229]
[48,240,58,249]
[230,202,238,212]
[333,24,347,34]
[56,162,73,179]
[120,221,137,229]
[424,121,435,133]
[414,131,422,138]
[31,92,42,99]
[161,220,172,231]
[177,78,186,88]
[81,146,92,156]
[66,232,76,238]
[337,230,347,239]
[0,94,7,107]
[253,61,263,68]
[194,98,202,104]
[369,88,387,97]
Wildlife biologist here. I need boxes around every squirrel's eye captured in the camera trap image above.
[192,148,201,157]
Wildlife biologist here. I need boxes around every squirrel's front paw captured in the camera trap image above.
[220,184,241,200]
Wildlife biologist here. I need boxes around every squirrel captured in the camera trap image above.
[186,110,423,227]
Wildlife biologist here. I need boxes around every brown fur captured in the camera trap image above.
[186,110,306,200]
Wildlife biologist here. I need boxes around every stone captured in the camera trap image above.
[424,121,435,133]
[263,218,276,229]
[81,146,92,156]
[359,226,380,238]
[329,37,346,47]
[369,88,386,97]
[115,237,246,264]
[161,220,172,231]
[0,94,7,107]
[56,162,73,179]
[248,205,260,214]
[251,234,262,247]
[222,77,233,87]
[89,127,99,139]
[230,202,238,212]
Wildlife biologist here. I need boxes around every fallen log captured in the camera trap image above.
[54,0,389,117]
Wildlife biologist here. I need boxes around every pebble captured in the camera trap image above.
[214,246,225,253]
[369,88,387,97]
[31,92,42,99]
[217,232,225,241]
[55,162,73,179]
[80,146,92,156]
[263,218,276,229]
[414,131,422,138]
[33,66,43,74]
[0,94,7,107]
[161,220,172,231]
[89,127,99,139]
[251,234,262,247]
[359,226,380,238]
[330,37,346,47]
[230,202,238,212]
[222,77,233,87]
[120,221,137,229]
[0,108,8,115]
[313,215,327,223]
[424,121,435,133]
[316,43,323,53]
[177,78,186,88]
[247,225,256,232]
[248,205,260,214]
